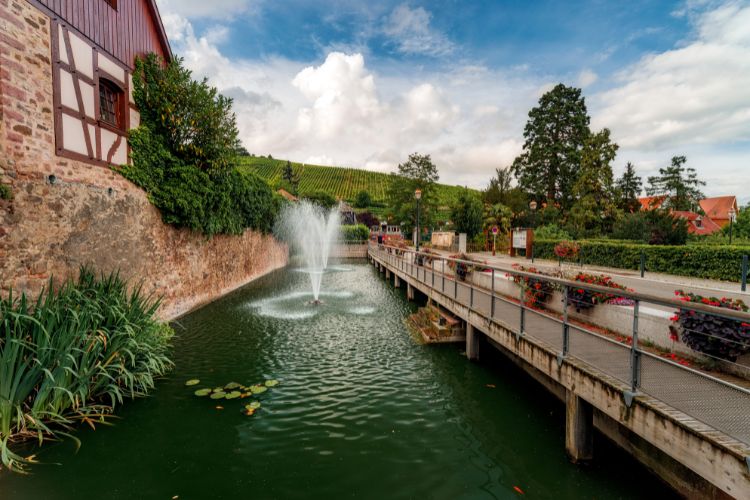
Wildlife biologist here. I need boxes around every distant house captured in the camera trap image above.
[671,211,723,236]
[699,196,738,228]
[637,194,737,236]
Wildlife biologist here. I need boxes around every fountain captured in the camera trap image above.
[275,201,341,303]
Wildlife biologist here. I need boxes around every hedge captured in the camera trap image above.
[341,224,370,242]
[533,239,750,282]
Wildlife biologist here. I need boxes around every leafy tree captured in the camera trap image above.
[725,203,750,239]
[356,211,380,229]
[483,203,512,235]
[387,153,439,236]
[300,190,337,209]
[611,210,688,245]
[568,128,620,236]
[282,161,300,192]
[511,84,591,209]
[451,189,484,238]
[235,145,251,156]
[133,54,240,172]
[354,190,372,209]
[615,162,643,212]
[646,156,705,211]
[534,224,571,240]
[483,167,513,204]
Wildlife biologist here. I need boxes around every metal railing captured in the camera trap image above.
[369,243,750,446]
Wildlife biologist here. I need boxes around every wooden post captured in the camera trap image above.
[407,283,415,301]
[394,275,401,288]
[565,391,594,463]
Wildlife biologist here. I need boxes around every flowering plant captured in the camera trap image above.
[554,240,580,260]
[507,264,556,307]
[566,273,631,312]
[670,290,750,361]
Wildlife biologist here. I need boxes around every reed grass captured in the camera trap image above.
[0,268,173,472]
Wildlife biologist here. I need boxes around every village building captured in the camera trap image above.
[637,195,738,236]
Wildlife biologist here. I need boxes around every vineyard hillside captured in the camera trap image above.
[238,157,479,207]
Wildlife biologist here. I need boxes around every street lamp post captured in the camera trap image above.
[415,189,422,252]
[529,200,538,228]
[729,208,737,245]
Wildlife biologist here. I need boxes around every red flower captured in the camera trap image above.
[669,315,679,322]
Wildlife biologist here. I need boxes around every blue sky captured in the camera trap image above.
[156,0,750,202]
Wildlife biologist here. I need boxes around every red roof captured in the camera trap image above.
[638,196,666,210]
[699,196,737,225]
[672,211,723,235]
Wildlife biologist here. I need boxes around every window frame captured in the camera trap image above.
[98,77,126,132]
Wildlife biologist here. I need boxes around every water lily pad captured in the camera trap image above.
[225,391,242,400]
[242,408,256,416]
[194,388,212,397]
[264,380,279,387]
[250,386,268,395]
[224,382,241,390]
[210,391,226,400]
[213,387,224,392]
[240,393,251,398]
[185,379,200,387]
[246,401,261,410]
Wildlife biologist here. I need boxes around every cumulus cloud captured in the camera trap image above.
[578,69,598,87]
[592,1,750,149]
[382,4,455,56]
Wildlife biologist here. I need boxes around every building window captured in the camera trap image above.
[99,79,123,129]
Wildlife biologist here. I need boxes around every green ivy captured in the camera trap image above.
[0,183,11,201]
[533,239,750,282]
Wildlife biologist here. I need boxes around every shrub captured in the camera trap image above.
[356,211,380,229]
[342,224,369,242]
[671,291,750,361]
[354,190,372,208]
[554,240,580,260]
[0,269,173,472]
[534,224,570,240]
[0,183,11,200]
[566,272,631,312]
[119,127,279,236]
[447,253,489,281]
[134,54,239,172]
[300,190,337,209]
[533,239,750,282]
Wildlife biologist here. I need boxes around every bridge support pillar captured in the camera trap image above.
[466,323,479,361]
[386,269,391,280]
[407,283,415,301]
[394,275,401,288]
[565,391,594,463]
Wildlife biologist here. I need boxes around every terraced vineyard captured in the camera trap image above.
[238,157,477,206]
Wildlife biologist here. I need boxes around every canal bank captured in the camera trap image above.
[0,262,678,499]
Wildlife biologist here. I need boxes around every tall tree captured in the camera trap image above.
[646,156,705,211]
[511,83,591,209]
[615,162,643,212]
[568,128,619,235]
[451,189,484,238]
[483,167,513,204]
[281,160,300,193]
[387,153,440,236]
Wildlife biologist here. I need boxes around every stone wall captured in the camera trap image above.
[0,0,288,319]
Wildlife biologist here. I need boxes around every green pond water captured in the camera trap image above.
[1,262,678,499]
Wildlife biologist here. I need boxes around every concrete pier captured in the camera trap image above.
[394,275,401,288]
[566,391,594,463]
[466,323,479,361]
[407,283,415,301]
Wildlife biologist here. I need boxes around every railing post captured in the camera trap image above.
[640,251,646,278]
[559,285,570,366]
[442,259,446,293]
[470,280,474,308]
[432,258,435,287]
[742,255,748,292]
[625,300,641,407]
[491,269,496,319]
[519,282,525,338]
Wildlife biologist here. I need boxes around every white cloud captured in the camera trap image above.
[578,69,598,87]
[156,0,256,20]
[382,4,454,56]
[592,2,750,149]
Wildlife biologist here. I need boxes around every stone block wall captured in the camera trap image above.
[0,0,288,319]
